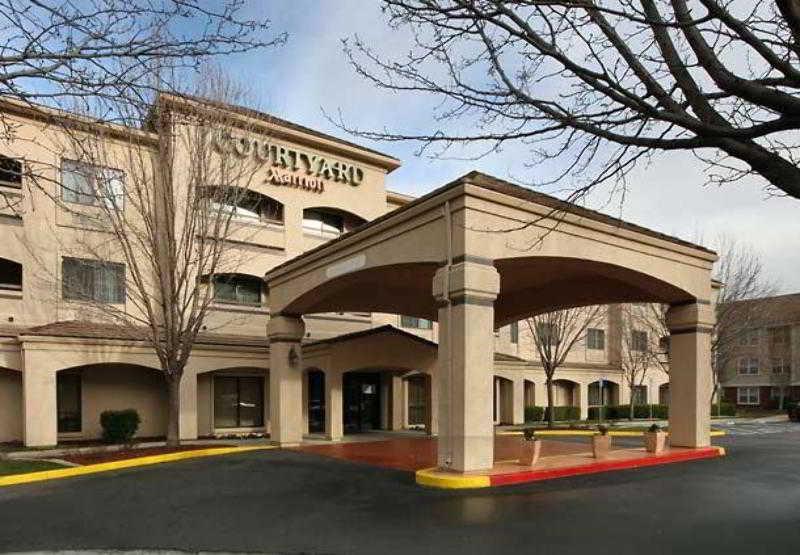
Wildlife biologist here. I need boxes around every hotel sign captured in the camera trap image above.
[213,130,365,193]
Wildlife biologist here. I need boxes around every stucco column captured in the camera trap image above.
[268,314,305,447]
[390,375,404,430]
[22,353,57,447]
[179,372,198,440]
[512,378,524,425]
[578,382,589,420]
[619,381,631,405]
[433,260,500,472]
[427,373,439,435]
[534,381,547,409]
[325,370,343,441]
[666,302,714,448]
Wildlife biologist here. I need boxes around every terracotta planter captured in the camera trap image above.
[644,431,666,454]
[592,434,611,459]
[519,439,542,466]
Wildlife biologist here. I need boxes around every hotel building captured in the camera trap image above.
[0,94,711,471]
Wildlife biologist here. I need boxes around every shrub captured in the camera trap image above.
[711,402,736,417]
[100,409,141,444]
[543,406,580,421]
[648,423,661,433]
[523,427,537,441]
[524,405,544,422]
[786,401,800,422]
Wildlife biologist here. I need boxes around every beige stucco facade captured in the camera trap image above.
[0,96,712,471]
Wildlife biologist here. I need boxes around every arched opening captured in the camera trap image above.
[207,273,265,306]
[198,186,284,224]
[302,207,366,239]
[55,363,164,439]
[307,368,325,434]
[0,367,22,443]
[493,376,514,425]
[552,379,579,407]
[0,257,22,291]
[589,380,620,407]
[524,379,536,408]
[659,383,670,405]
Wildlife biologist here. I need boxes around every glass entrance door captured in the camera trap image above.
[308,370,325,434]
[343,373,381,433]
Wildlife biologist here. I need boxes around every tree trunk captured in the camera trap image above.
[166,373,182,447]
[546,377,555,429]
[629,393,635,421]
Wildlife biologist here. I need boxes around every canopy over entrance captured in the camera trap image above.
[265,171,716,473]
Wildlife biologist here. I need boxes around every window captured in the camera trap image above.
[737,357,759,375]
[536,322,557,344]
[772,358,790,374]
[0,258,22,291]
[0,155,22,188]
[739,329,759,346]
[407,376,426,426]
[201,187,283,224]
[632,385,648,405]
[62,257,125,303]
[400,315,433,330]
[303,209,344,236]
[769,326,790,346]
[737,386,760,405]
[212,274,262,305]
[509,322,519,344]
[213,376,264,428]
[57,372,81,433]
[587,328,605,350]
[61,159,124,209]
[631,330,648,352]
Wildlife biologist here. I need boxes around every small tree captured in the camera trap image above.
[526,305,603,428]
[619,304,666,420]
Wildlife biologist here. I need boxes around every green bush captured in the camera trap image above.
[788,402,800,422]
[100,409,141,444]
[524,406,544,422]
[543,405,580,421]
[588,404,669,420]
[711,402,736,417]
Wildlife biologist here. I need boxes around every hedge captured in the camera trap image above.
[524,405,579,422]
[524,406,544,422]
[100,409,141,444]
[588,403,734,420]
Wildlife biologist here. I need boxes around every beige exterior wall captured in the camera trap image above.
[0,97,695,450]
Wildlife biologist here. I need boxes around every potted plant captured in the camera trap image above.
[592,424,611,459]
[518,427,542,466]
[644,423,667,454]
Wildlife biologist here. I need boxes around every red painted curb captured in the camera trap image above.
[489,447,723,487]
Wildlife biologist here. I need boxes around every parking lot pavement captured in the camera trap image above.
[0,430,798,554]
[713,420,800,435]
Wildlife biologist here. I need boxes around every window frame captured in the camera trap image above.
[737,386,760,406]
[211,274,263,306]
[737,357,760,375]
[0,155,23,189]
[631,330,648,352]
[61,257,126,304]
[771,357,790,375]
[509,322,519,344]
[61,159,125,210]
[587,328,606,350]
[400,315,433,330]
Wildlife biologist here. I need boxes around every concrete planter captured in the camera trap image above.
[644,431,667,454]
[518,439,542,466]
[592,434,611,459]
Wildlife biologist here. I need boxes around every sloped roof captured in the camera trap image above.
[729,292,800,326]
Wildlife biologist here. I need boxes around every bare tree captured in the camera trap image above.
[711,236,778,408]
[341,1,800,200]
[21,69,268,446]
[525,305,603,427]
[619,304,667,419]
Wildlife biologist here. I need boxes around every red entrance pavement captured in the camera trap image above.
[297,435,600,472]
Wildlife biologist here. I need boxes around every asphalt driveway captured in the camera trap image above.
[0,430,798,554]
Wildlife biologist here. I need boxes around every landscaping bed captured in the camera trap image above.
[60,444,235,466]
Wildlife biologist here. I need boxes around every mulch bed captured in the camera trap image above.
[61,444,234,466]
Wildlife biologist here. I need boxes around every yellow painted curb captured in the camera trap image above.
[499,429,726,438]
[415,467,491,489]
[0,445,275,487]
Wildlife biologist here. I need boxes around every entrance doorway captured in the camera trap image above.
[343,372,381,433]
[307,370,325,434]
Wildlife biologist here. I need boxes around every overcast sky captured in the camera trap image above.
[225,1,798,293]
